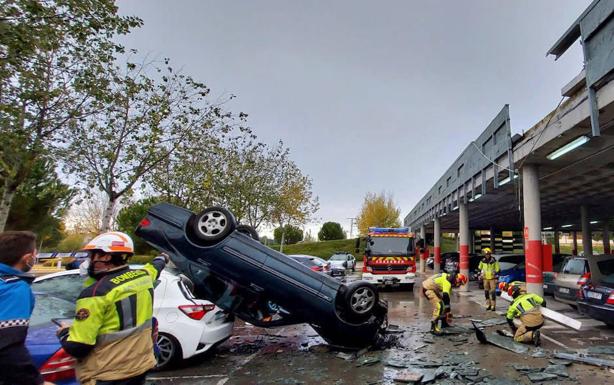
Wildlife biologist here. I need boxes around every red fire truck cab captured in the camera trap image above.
[360,227,416,290]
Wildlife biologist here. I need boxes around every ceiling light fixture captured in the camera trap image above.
[546,135,590,160]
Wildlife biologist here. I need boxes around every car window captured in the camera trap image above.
[498,255,523,264]
[37,252,55,259]
[601,273,614,288]
[563,259,587,275]
[56,253,73,258]
[597,258,614,276]
[33,274,84,303]
[291,257,318,267]
[30,294,75,327]
[329,254,346,261]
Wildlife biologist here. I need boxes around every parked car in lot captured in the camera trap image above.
[289,255,332,276]
[553,256,589,307]
[441,252,480,279]
[135,203,389,349]
[577,255,614,327]
[32,266,234,369]
[26,293,78,385]
[329,252,356,273]
[543,254,571,295]
[496,254,526,294]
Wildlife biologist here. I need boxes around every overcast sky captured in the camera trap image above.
[118,0,590,237]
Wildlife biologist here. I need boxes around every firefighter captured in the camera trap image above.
[57,232,168,385]
[477,248,500,311]
[505,282,546,346]
[422,272,467,335]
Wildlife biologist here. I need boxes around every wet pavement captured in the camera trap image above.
[148,271,614,385]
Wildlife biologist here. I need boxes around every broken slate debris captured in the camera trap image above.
[544,364,569,378]
[554,352,614,368]
[393,369,424,383]
[526,372,558,382]
[587,345,614,355]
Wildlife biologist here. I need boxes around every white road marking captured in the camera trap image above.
[148,375,227,380]
[540,333,569,349]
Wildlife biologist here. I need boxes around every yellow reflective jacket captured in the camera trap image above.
[62,260,164,384]
[478,257,500,280]
[506,293,544,320]
[422,273,452,297]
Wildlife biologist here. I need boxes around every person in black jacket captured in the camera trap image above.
[0,231,53,385]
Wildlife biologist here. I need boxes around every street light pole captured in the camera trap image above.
[347,217,356,238]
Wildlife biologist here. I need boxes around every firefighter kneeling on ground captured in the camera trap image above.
[503,282,546,346]
[422,272,467,335]
[477,248,500,311]
[57,232,168,385]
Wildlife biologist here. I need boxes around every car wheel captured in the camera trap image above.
[189,206,236,245]
[344,282,378,321]
[351,265,355,272]
[236,224,260,241]
[156,333,182,370]
[403,283,414,291]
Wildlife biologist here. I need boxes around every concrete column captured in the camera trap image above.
[522,164,543,296]
[581,205,593,257]
[572,231,578,256]
[554,230,560,255]
[434,217,441,273]
[603,222,611,255]
[459,202,469,292]
[420,225,426,273]
[489,227,496,253]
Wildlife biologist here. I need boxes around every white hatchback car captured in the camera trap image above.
[32,265,234,369]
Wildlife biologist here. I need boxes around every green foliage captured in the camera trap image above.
[356,192,401,235]
[116,197,163,254]
[5,158,73,248]
[274,225,303,245]
[56,233,88,252]
[318,222,346,241]
[0,0,141,230]
[269,238,361,260]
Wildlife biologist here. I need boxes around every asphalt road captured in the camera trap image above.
[147,271,614,385]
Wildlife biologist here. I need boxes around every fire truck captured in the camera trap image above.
[359,227,416,289]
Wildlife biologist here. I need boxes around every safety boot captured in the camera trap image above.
[430,321,443,336]
[532,330,541,346]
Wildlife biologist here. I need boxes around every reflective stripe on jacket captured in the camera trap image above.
[478,257,500,280]
[506,293,544,320]
[65,261,163,384]
[422,273,452,296]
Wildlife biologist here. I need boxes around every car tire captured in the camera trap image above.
[189,206,237,246]
[403,283,414,291]
[156,332,182,370]
[236,224,259,241]
[343,281,379,322]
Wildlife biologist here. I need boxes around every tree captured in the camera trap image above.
[318,222,346,241]
[356,192,401,235]
[270,159,319,252]
[274,225,303,245]
[5,158,74,248]
[64,191,117,235]
[116,197,162,254]
[63,59,229,230]
[303,230,316,243]
[0,0,141,230]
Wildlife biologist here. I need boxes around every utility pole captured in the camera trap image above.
[347,217,357,238]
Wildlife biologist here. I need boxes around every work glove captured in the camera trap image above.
[155,252,170,264]
[506,318,517,333]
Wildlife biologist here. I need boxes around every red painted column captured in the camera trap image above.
[522,164,543,295]
[459,202,469,292]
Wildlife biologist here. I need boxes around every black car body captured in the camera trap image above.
[135,203,388,348]
[578,255,614,327]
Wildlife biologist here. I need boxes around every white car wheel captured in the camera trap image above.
[156,333,180,370]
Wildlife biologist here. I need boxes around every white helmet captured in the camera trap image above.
[82,231,134,254]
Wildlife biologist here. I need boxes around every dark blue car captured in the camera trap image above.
[496,254,526,295]
[135,203,388,349]
[27,293,78,385]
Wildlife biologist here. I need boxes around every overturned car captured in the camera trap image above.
[135,203,388,349]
